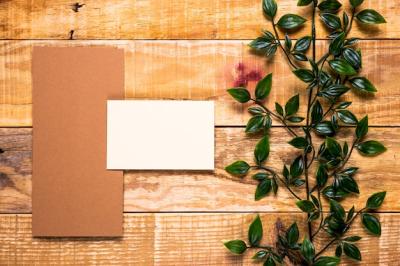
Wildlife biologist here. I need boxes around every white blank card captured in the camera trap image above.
[107,100,214,170]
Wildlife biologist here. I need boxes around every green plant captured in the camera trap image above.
[224,0,387,265]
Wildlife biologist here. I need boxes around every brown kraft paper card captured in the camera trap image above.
[32,46,124,237]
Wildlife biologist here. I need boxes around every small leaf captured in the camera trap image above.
[336,101,352,109]
[246,115,264,133]
[290,155,304,178]
[262,0,278,18]
[337,110,358,125]
[329,31,345,56]
[264,257,276,266]
[292,52,308,61]
[285,94,300,116]
[255,135,270,164]
[294,36,311,52]
[311,100,323,125]
[225,161,250,176]
[356,115,368,139]
[326,137,342,157]
[297,0,313,6]
[289,137,308,149]
[319,84,350,98]
[329,59,357,76]
[313,256,340,266]
[275,102,284,116]
[277,14,307,29]
[344,236,362,242]
[357,140,386,156]
[252,250,268,260]
[227,88,251,103]
[330,199,345,220]
[248,106,265,115]
[318,0,342,13]
[301,238,315,263]
[224,240,247,254]
[317,164,328,187]
[284,34,292,50]
[255,73,273,100]
[335,245,343,257]
[296,200,315,213]
[343,48,361,70]
[356,9,386,24]
[255,178,272,200]
[315,121,335,136]
[252,173,269,180]
[340,175,359,194]
[349,77,377,93]
[366,191,386,209]
[362,213,381,235]
[350,0,364,8]
[343,242,361,261]
[293,69,315,83]
[320,13,342,29]
[287,116,304,123]
[286,222,299,247]
[248,215,263,246]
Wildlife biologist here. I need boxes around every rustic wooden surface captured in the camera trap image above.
[0,0,399,265]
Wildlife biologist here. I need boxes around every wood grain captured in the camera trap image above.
[0,40,399,127]
[0,0,397,39]
[0,213,398,265]
[1,127,398,213]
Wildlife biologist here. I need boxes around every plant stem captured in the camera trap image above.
[314,237,338,258]
[271,20,298,69]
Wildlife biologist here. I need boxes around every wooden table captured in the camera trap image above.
[0,0,399,265]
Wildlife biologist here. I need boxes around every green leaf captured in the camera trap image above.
[366,191,386,209]
[330,199,345,220]
[336,101,352,109]
[301,238,315,263]
[340,175,359,194]
[249,31,276,50]
[264,257,276,266]
[356,9,386,24]
[225,161,250,176]
[326,137,342,157]
[255,178,272,200]
[248,215,263,246]
[329,31,345,56]
[255,135,270,164]
[277,14,307,29]
[248,106,265,115]
[356,140,386,156]
[329,59,357,76]
[224,240,247,254]
[350,0,364,8]
[343,48,361,70]
[290,155,304,178]
[227,88,251,103]
[297,0,313,6]
[343,242,361,261]
[275,102,284,116]
[318,0,342,13]
[349,77,377,93]
[317,164,328,187]
[255,73,273,100]
[289,137,308,149]
[287,116,304,123]
[319,84,350,98]
[337,110,358,125]
[315,121,335,136]
[284,33,292,50]
[296,200,315,213]
[285,94,300,116]
[286,222,299,247]
[320,13,342,29]
[311,100,323,125]
[293,69,315,83]
[246,115,264,133]
[356,115,368,139]
[362,213,381,235]
[252,250,268,260]
[294,36,311,52]
[313,256,340,266]
[344,236,362,242]
[292,52,308,61]
[262,0,277,18]
[252,173,269,181]
[335,245,343,257]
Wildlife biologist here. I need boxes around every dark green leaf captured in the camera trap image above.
[277,14,307,29]
[340,175,359,194]
[343,243,361,261]
[224,240,247,254]
[225,161,250,176]
[336,101,352,109]
[337,110,358,125]
[290,155,304,178]
[356,115,368,139]
[318,0,342,13]
[283,165,289,181]
[264,257,276,266]
[343,141,349,156]
[335,245,343,257]
[362,213,381,235]
[227,88,251,103]
[262,0,277,18]
[296,200,315,213]
[294,36,311,52]
[285,94,300,116]
[320,13,342,29]
[246,115,264,133]
[313,256,340,266]
[366,191,386,209]
[289,137,308,149]
[284,34,292,50]
[311,100,323,125]
[301,238,315,263]
[255,73,273,100]
[345,37,360,46]
[252,250,268,260]
[292,52,308,61]
[293,178,306,187]
[275,102,284,116]
[249,32,276,51]
[323,186,349,200]
[319,84,350,98]
[329,59,357,76]
[330,199,345,220]
[287,116,305,123]
[326,137,342,157]
[343,48,361,70]
[255,178,272,200]
[297,0,313,6]
[350,0,364,8]
[329,31,345,56]
[248,106,265,115]
[357,140,386,156]
[317,164,328,187]
[315,121,335,136]
[343,12,349,31]
[255,135,270,164]
[341,167,358,176]
[349,77,377,93]
[347,206,355,222]
[344,236,362,242]
[293,69,315,83]
[286,222,299,247]
[248,215,263,246]
[252,173,269,181]
[263,115,272,129]
[356,9,386,24]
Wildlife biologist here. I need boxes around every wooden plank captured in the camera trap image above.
[1,127,398,213]
[0,213,398,265]
[0,40,399,127]
[0,0,397,39]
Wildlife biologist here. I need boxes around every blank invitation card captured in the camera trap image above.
[107,100,214,170]
[32,47,124,237]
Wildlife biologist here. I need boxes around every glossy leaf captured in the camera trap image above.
[313,256,340,266]
[343,242,361,261]
[225,161,250,176]
[297,0,313,6]
[262,0,277,18]
[224,240,247,254]
[285,94,300,116]
[248,106,265,115]
[343,48,361,70]
[337,110,358,125]
[277,14,307,29]
[290,155,304,178]
[315,121,335,136]
[356,140,386,156]
[318,0,342,13]
[255,178,272,200]
[296,200,315,213]
[227,88,251,103]
[329,59,357,76]
[311,100,323,125]
[356,9,386,24]
[320,13,342,29]
[248,215,263,246]
[362,213,381,235]
[330,199,345,220]
[350,0,364,8]
[326,137,342,157]
[301,238,315,263]
[287,116,304,123]
[329,31,345,56]
[294,36,311,52]
[366,191,386,209]
[344,236,362,242]
[293,69,315,83]
[255,73,273,100]
[356,116,368,139]
[275,102,284,116]
[255,136,270,164]
[246,115,264,133]
[317,164,328,187]
[319,84,350,98]
[289,137,308,149]
[349,77,377,93]
[286,222,299,247]
[340,175,359,194]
